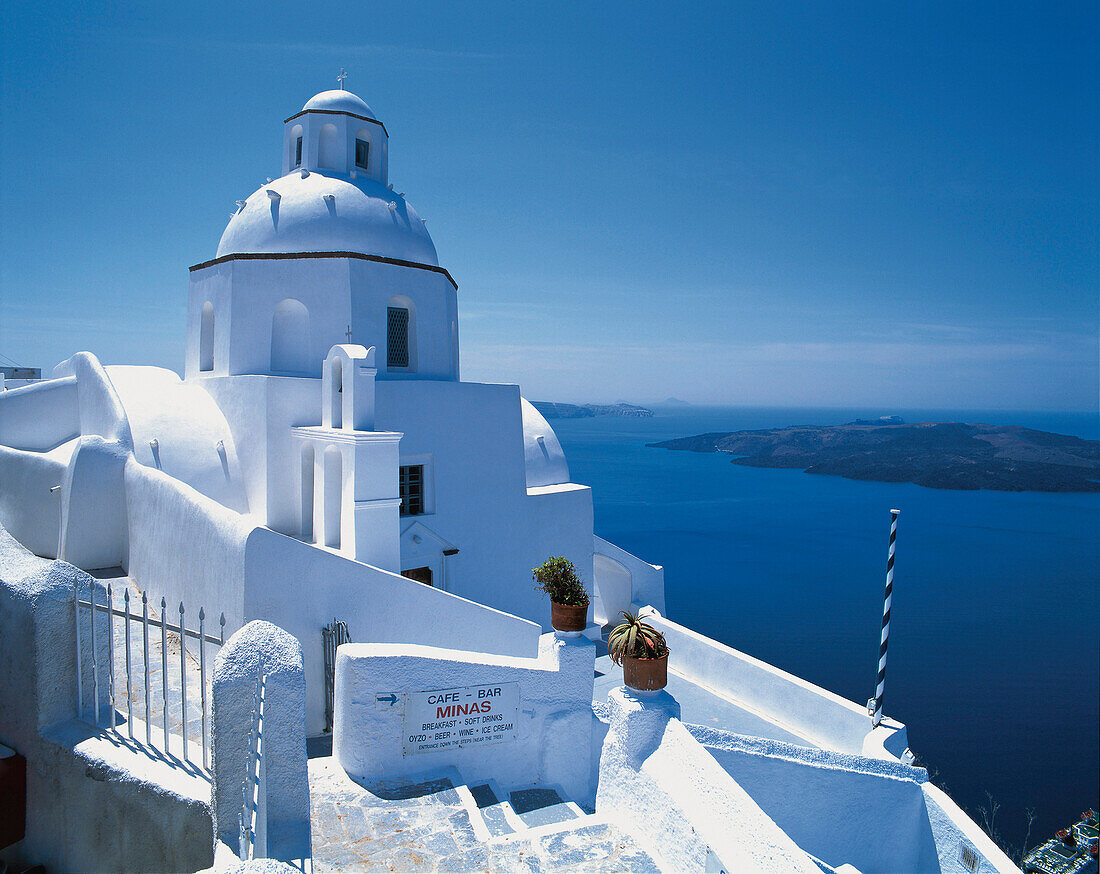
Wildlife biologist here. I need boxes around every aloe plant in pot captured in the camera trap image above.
[608,610,669,692]
[533,556,590,633]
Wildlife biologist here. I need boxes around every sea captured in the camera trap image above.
[550,405,1099,852]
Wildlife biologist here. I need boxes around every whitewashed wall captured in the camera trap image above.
[335,634,595,802]
[243,528,543,736]
[596,687,818,873]
[645,612,882,755]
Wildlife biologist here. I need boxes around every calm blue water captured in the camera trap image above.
[553,406,1099,850]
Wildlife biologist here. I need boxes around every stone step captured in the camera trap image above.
[467,782,523,837]
[508,787,585,829]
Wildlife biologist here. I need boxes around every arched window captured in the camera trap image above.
[199,302,215,372]
[355,129,372,171]
[290,124,304,168]
[329,356,343,429]
[318,123,340,169]
[323,445,342,549]
[271,298,311,374]
[387,295,416,371]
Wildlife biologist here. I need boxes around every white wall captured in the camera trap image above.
[376,380,595,629]
[123,459,252,630]
[197,374,319,536]
[596,687,818,873]
[0,377,79,451]
[349,259,457,380]
[105,366,249,514]
[0,445,66,558]
[645,612,880,755]
[334,634,595,802]
[696,728,1017,874]
[699,729,932,873]
[186,258,457,382]
[242,526,543,736]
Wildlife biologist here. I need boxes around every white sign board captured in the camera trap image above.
[402,682,519,756]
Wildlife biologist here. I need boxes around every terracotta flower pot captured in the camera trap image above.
[551,601,587,632]
[622,653,668,691]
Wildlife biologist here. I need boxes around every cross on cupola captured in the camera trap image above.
[337,68,348,90]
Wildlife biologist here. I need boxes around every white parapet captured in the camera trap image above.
[596,686,819,873]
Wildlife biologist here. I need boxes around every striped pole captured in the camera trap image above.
[871,509,900,727]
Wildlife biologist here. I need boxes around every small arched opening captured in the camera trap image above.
[323,445,342,550]
[271,298,311,374]
[329,356,343,429]
[300,443,315,542]
[318,123,340,169]
[593,554,633,627]
[199,302,215,372]
[290,123,304,168]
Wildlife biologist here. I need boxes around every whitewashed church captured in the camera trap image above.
[0,83,1018,874]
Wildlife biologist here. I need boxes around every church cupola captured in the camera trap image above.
[282,73,389,185]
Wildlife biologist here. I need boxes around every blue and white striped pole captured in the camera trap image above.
[870,509,900,728]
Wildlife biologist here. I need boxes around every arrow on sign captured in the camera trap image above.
[377,694,398,706]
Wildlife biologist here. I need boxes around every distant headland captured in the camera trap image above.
[649,420,1100,492]
[532,402,654,419]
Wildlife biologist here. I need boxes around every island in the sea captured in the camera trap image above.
[649,421,1100,492]
[532,401,653,419]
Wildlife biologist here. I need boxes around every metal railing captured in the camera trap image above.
[239,669,268,860]
[322,618,350,732]
[74,578,226,770]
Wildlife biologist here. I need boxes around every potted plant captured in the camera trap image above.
[533,556,590,633]
[608,610,669,692]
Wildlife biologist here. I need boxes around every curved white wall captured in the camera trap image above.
[521,398,570,488]
[105,366,249,514]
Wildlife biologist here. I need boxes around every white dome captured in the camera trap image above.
[217,171,438,265]
[301,89,375,118]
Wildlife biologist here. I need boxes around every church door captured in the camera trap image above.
[401,566,433,587]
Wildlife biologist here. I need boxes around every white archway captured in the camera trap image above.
[271,298,311,374]
[328,356,343,429]
[593,554,633,627]
[323,445,342,549]
[300,443,315,542]
[199,302,215,372]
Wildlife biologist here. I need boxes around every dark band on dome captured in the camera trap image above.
[190,251,457,289]
[283,109,388,136]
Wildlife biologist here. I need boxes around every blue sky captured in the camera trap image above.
[1,1,1096,411]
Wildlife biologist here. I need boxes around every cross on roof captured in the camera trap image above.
[337,68,348,90]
